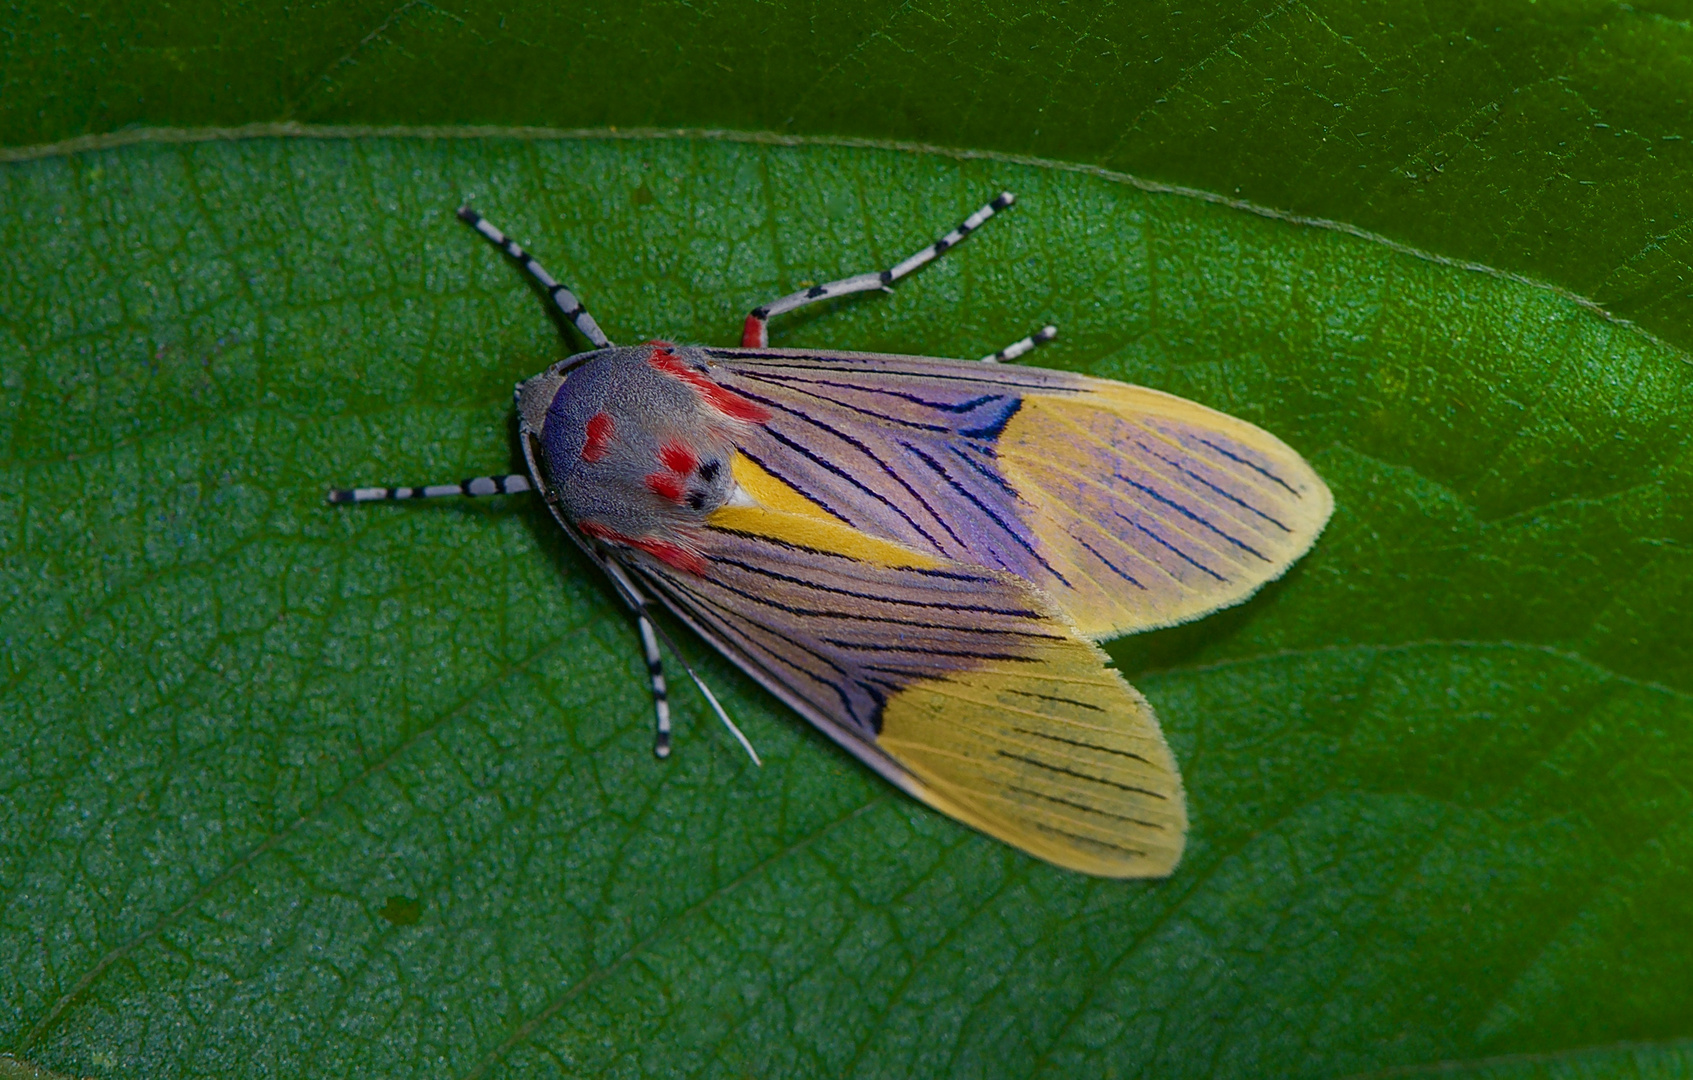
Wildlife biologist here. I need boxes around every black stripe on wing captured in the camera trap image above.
[630,530,1078,741]
[730,367,1021,427]
[709,351,1058,586]
[702,348,1087,394]
[664,576,867,725]
[899,440,1070,586]
[740,389,965,554]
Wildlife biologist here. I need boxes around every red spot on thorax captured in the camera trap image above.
[658,439,697,475]
[644,439,698,504]
[581,412,615,463]
[578,520,707,576]
[644,471,685,502]
[647,345,772,424]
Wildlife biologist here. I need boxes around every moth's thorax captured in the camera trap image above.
[519,343,745,542]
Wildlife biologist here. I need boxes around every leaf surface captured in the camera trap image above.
[1,134,1690,1077]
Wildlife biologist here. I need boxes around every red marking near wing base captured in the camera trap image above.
[741,315,768,348]
[581,412,615,463]
[658,439,698,475]
[579,520,708,576]
[647,345,772,424]
[645,471,686,502]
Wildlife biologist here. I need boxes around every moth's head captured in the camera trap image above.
[516,343,747,543]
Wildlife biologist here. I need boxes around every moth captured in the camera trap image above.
[331,193,1332,878]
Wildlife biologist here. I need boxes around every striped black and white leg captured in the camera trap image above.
[595,557,762,766]
[980,324,1058,363]
[457,207,614,350]
[638,613,673,758]
[635,606,760,764]
[740,191,1017,348]
[326,474,532,504]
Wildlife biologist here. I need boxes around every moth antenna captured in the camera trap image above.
[691,670,762,767]
[980,324,1058,364]
[326,474,531,503]
[741,191,1017,348]
[457,207,614,350]
[642,611,762,767]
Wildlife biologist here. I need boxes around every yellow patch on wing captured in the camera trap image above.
[877,633,1186,878]
[997,383,1334,640]
[708,452,943,570]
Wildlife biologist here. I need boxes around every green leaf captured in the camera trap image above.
[3,132,1690,1077]
[6,0,1693,355]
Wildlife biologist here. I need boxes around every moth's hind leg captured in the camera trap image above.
[594,559,761,765]
[629,607,763,766]
[636,613,674,758]
[740,191,1016,347]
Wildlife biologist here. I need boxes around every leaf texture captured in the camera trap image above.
[0,133,1691,1079]
[6,0,1693,355]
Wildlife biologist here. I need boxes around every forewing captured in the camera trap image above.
[702,348,1332,639]
[627,526,1187,878]
[994,380,1333,637]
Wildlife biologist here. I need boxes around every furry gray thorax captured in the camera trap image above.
[522,345,741,539]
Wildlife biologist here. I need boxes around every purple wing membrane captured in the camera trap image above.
[702,348,1077,573]
[632,529,1072,740]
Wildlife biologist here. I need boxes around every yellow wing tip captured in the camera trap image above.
[1007,385,1335,641]
[876,638,1189,879]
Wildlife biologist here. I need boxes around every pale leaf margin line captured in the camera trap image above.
[0,122,1682,363]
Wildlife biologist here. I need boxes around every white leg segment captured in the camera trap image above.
[639,614,674,758]
[980,324,1058,363]
[326,474,531,503]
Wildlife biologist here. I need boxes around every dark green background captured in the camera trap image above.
[9,0,1693,353]
[3,2,1692,1078]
